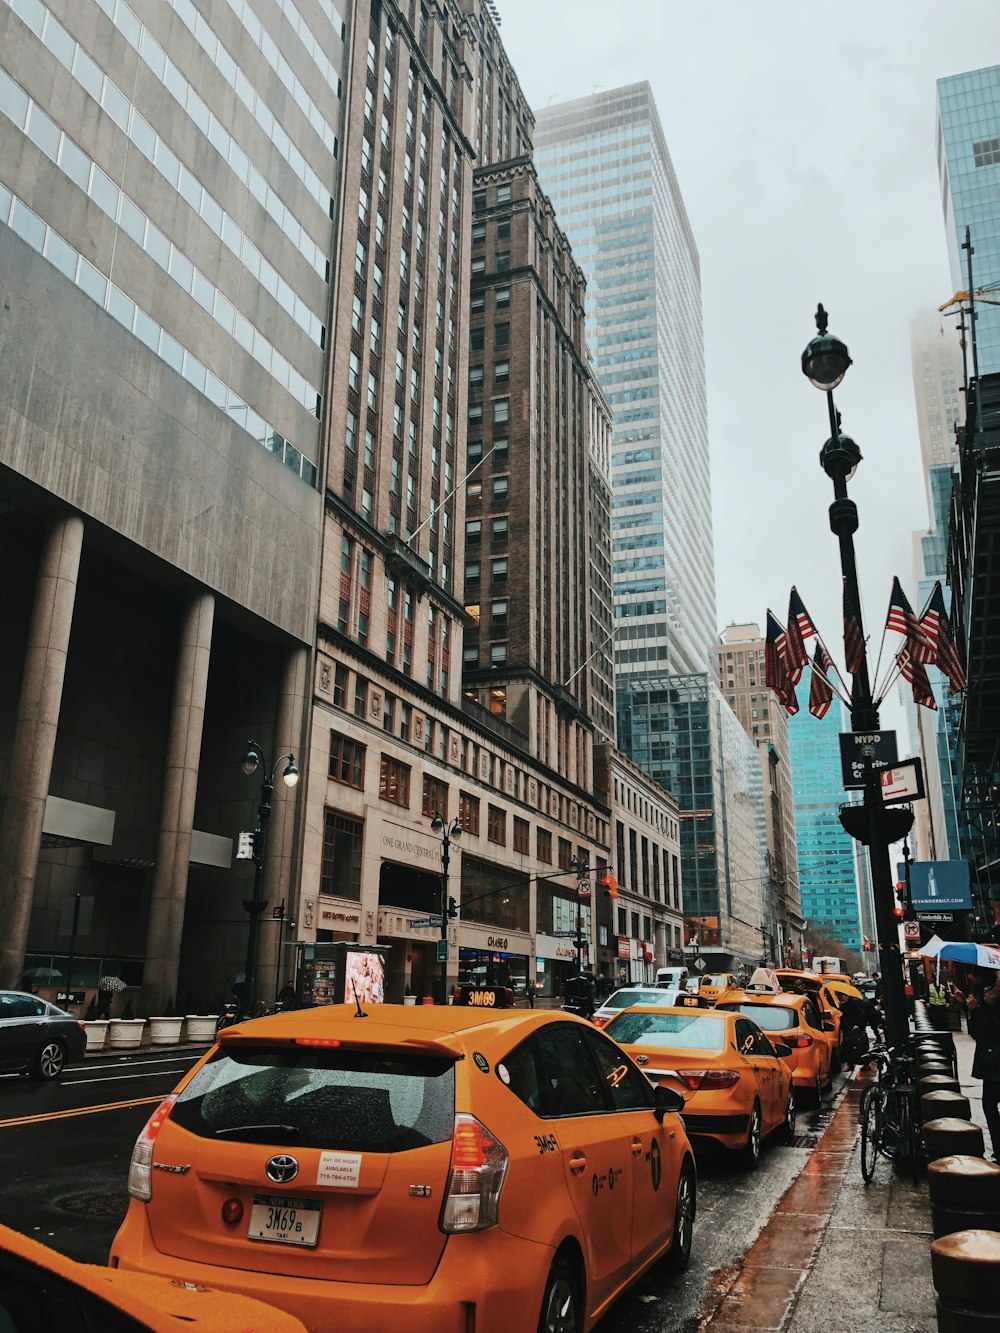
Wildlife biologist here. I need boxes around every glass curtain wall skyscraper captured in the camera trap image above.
[534,83,716,678]
[936,66,1000,375]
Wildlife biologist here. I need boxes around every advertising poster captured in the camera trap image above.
[896,860,972,912]
[344,951,385,1004]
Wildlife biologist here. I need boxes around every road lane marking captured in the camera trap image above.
[73,1054,204,1073]
[0,1096,162,1129]
[64,1069,192,1086]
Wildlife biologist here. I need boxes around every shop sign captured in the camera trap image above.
[318,901,360,929]
[617,938,631,960]
[464,923,529,954]
[486,935,508,951]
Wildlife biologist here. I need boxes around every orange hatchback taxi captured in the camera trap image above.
[110,1003,696,1333]
[715,991,835,1104]
[604,1005,795,1166]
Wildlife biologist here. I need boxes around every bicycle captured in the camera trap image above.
[858,1044,921,1186]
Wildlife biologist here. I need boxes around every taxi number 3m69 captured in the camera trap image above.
[248,1194,321,1247]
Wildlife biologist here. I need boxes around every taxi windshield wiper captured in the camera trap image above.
[212,1123,300,1142]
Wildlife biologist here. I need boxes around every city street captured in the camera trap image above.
[0,1047,850,1330]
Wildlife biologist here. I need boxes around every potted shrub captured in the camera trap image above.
[81,997,109,1051]
[148,996,183,1046]
[184,1013,219,1043]
[108,998,145,1050]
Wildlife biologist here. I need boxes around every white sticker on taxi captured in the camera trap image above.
[317,1151,362,1188]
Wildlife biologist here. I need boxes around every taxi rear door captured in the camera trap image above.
[734,1018,777,1127]
[534,1023,634,1305]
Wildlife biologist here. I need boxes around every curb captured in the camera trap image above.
[84,1042,211,1061]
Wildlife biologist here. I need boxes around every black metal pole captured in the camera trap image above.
[242,775,273,1019]
[438,833,450,1005]
[65,893,81,1013]
[902,837,916,922]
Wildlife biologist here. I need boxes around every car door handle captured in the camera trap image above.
[568,1153,587,1175]
[630,1138,644,1158]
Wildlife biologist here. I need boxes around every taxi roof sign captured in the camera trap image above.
[744,967,782,995]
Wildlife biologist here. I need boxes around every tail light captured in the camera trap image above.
[676,1069,741,1091]
[127,1096,176,1202]
[789,1034,814,1049]
[592,1016,608,1029]
[441,1114,508,1233]
[75,1021,86,1033]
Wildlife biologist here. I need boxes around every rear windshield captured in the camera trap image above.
[171,1047,455,1152]
[607,1012,726,1051]
[719,1003,797,1032]
[703,976,730,988]
[603,989,662,1011]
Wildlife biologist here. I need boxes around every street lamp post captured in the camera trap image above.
[570,857,590,976]
[430,812,461,1004]
[801,304,908,1050]
[240,741,299,1019]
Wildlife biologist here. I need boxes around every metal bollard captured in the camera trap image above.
[931,1229,1000,1331]
[919,1075,963,1097]
[928,1158,1000,1239]
[922,1091,973,1124]
[924,1118,986,1164]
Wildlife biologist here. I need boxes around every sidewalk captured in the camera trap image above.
[84,1041,210,1061]
[694,1033,986,1333]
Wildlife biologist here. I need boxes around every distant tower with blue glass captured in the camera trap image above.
[936,65,1000,373]
[788,702,866,956]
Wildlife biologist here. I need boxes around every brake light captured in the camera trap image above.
[790,1034,814,1049]
[127,1095,176,1202]
[592,1016,608,1029]
[677,1069,741,1091]
[292,1037,342,1047]
[75,1021,86,1033]
[442,1113,508,1233]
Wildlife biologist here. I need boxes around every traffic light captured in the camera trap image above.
[600,873,618,900]
[893,882,907,920]
[447,896,458,919]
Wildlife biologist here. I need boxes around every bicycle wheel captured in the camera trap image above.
[899,1089,921,1186]
[860,1087,882,1183]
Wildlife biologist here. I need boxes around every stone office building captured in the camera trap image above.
[0,0,352,1010]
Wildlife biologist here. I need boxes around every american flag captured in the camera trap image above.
[765,610,799,714]
[843,583,865,675]
[886,577,934,661]
[921,582,967,694]
[783,588,816,684]
[897,645,937,710]
[808,641,834,719]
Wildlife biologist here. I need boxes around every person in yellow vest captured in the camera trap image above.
[928,977,950,1030]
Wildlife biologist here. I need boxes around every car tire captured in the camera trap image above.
[781,1089,796,1143]
[537,1257,581,1333]
[738,1100,762,1169]
[663,1160,696,1272]
[31,1040,66,1081]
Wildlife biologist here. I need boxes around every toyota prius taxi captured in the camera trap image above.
[110,1000,697,1333]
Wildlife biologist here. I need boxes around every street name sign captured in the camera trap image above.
[916,911,954,924]
[409,917,443,929]
[553,930,579,939]
[879,758,925,806]
[839,731,898,790]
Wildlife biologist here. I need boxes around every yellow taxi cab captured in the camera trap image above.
[773,970,850,1070]
[0,1219,306,1330]
[110,997,697,1333]
[604,1005,795,1167]
[696,973,738,1003]
[715,977,835,1104]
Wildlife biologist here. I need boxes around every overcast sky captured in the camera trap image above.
[497,0,998,739]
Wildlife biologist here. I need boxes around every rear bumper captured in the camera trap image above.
[111,1203,554,1333]
[681,1112,749,1143]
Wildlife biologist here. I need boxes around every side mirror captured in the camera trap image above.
[653,1082,685,1123]
[772,1042,792,1058]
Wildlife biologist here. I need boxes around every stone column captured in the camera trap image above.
[140,591,214,1016]
[0,514,85,989]
[257,645,309,1003]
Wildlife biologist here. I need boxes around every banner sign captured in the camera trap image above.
[839,731,898,789]
[896,860,972,911]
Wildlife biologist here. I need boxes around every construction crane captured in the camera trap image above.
[939,283,1000,312]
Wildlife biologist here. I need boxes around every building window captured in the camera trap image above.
[459,791,480,835]
[492,477,509,502]
[328,733,365,788]
[491,557,508,584]
[466,519,482,545]
[491,600,508,630]
[487,804,506,845]
[422,774,448,818]
[495,251,511,272]
[493,398,509,425]
[495,183,511,203]
[321,812,363,900]
[973,136,1000,167]
[353,677,368,718]
[558,837,572,871]
[537,828,552,863]
[470,327,484,352]
[490,643,507,667]
[513,816,529,853]
[491,517,508,544]
[472,221,486,243]
[333,662,348,708]
[494,322,510,348]
[379,756,410,806]
[495,286,510,308]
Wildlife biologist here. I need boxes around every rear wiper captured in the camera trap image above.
[212,1124,300,1142]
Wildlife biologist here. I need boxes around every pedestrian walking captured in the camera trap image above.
[927,976,950,1031]
[526,978,537,1009]
[963,968,1000,1162]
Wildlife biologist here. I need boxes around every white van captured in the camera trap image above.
[654,966,689,991]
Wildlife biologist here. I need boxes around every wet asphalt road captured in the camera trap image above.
[0,1050,850,1330]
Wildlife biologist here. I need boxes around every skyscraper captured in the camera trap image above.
[534,83,716,678]
[936,65,1000,375]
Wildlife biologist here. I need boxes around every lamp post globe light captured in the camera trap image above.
[239,741,298,1019]
[430,811,461,1003]
[800,305,908,1050]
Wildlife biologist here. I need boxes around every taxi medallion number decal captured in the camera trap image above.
[247,1194,321,1247]
[591,1166,622,1196]
[534,1133,557,1155]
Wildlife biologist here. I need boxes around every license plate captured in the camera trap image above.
[247,1195,321,1247]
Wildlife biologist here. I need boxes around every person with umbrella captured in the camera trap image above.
[97,976,126,1020]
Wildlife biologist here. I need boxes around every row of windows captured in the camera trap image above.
[0,184,317,487]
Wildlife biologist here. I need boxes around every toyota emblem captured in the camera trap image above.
[265,1154,299,1184]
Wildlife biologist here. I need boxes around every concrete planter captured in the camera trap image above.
[108,1019,146,1050]
[148,1017,184,1046]
[184,1015,218,1044]
[403,995,418,1006]
[82,1020,109,1051]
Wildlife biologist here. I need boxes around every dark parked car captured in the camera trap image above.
[0,991,86,1079]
